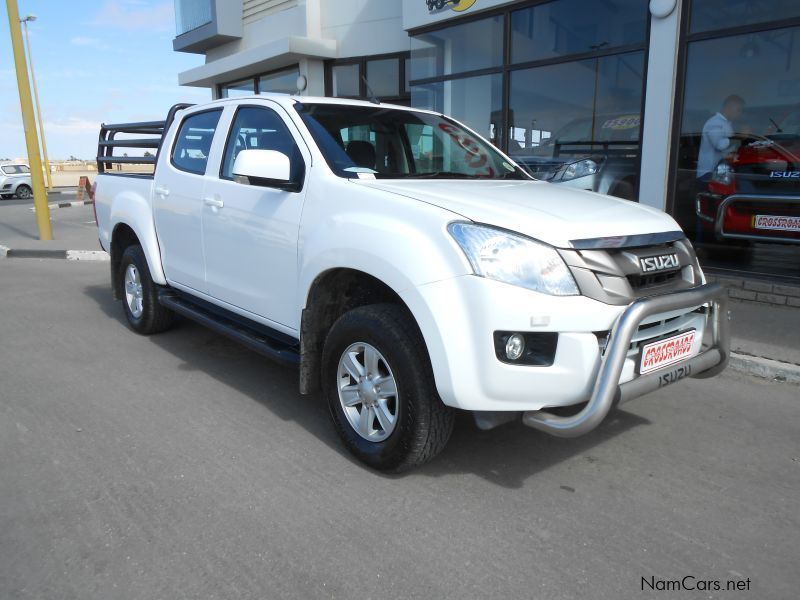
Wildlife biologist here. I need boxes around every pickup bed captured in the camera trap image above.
[95,95,730,471]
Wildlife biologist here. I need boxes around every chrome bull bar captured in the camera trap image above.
[522,283,730,438]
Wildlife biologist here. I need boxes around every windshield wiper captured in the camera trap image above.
[419,171,477,179]
[769,117,783,133]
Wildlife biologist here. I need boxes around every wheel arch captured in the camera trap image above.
[299,268,428,395]
[109,220,166,299]
[110,223,141,299]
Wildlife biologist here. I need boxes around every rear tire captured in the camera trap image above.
[118,245,174,335]
[322,304,454,472]
[15,185,32,200]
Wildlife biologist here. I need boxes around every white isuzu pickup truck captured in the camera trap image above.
[95,95,730,471]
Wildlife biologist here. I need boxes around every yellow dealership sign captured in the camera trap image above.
[451,0,477,11]
[426,0,478,13]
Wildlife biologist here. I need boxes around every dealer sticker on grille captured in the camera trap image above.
[639,330,698,375]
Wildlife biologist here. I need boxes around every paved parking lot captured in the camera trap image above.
[1,259,798,599]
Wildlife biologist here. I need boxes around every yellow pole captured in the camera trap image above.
[22,18,53,190]
[5,0,51,240]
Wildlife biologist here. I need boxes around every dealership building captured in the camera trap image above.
[172,0,800,286]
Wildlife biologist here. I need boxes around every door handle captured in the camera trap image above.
[154,186,170,197]
[204,197,224,209]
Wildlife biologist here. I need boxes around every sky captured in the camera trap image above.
[1,0,210,160]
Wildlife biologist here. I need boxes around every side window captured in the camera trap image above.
[221,106,304,182]
[171,109,223,175]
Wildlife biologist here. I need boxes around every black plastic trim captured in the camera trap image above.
[570,231,685,250]
[493,331,559,366]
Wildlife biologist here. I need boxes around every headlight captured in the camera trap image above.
[448,223,579,296]
[711,162,734,185]
[561,159,599,181]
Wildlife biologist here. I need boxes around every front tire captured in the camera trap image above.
[118,245,174,335]
[322,304,455,472]
[15,185,32,200]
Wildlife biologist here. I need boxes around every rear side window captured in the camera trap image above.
[171,110,223,175]
[1,165,30,175]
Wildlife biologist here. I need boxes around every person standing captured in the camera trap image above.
[696,94,745,178]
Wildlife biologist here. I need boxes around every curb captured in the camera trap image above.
[0,246,109,261]
[30,199,92,211]
[728,351,800,385]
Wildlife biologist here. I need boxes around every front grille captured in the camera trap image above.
[627,270,682,291]
[559,237,702,305]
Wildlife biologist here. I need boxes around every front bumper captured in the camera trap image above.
[697,193,800,244]
[522,283,729,437]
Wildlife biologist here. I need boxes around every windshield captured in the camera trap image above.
[294,103,529,180]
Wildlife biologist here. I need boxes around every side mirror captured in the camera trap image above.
[232,149,300,192]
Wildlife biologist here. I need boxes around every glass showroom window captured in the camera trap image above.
[508,51,645,200]
[259,67,300,95]
[175,0,212,36]
[327,55,410,103]
[689,0,799,34]
[672,21,800,280]
[410,15,504,81]
[331,63,360,98]
[411,74,503,147]
[409,1,648,198]
[366,59,400,98]
[510,0,647,63]
[221,79,255,98]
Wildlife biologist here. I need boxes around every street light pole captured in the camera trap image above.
[4,0,52,240]
[21,14,54,190]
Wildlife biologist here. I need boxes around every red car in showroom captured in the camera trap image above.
[695,108,800,246]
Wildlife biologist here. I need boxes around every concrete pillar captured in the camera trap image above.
[300,58,326,96]
[639,0,682,210]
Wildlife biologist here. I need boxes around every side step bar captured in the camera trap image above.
[158,293,300,366]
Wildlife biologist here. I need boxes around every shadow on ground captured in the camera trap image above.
[84,284,650,489]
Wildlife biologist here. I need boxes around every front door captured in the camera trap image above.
[201,102,309,329]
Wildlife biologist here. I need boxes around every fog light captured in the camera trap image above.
[505,333,525,360]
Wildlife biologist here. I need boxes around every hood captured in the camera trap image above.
[353,179,681,248]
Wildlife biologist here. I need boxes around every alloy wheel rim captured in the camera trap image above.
[124,264,144,319]
[337,342,399,442]
[18,187,31,198]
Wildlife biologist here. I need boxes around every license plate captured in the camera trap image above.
[639,330,698,375]
[752,215,800,232]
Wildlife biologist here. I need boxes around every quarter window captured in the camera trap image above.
[171,110,223,175]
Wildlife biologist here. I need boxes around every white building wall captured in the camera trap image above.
[243,0,297,24]
[206,2,306,62]
[320,0,408,57]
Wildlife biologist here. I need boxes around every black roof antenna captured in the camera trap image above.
[361,76,380,104]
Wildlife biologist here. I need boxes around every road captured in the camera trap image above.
[0,193,100,253]
[1,259,798,600]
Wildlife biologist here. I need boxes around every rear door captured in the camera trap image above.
[201,101,309,329]
[153,108,223,293]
